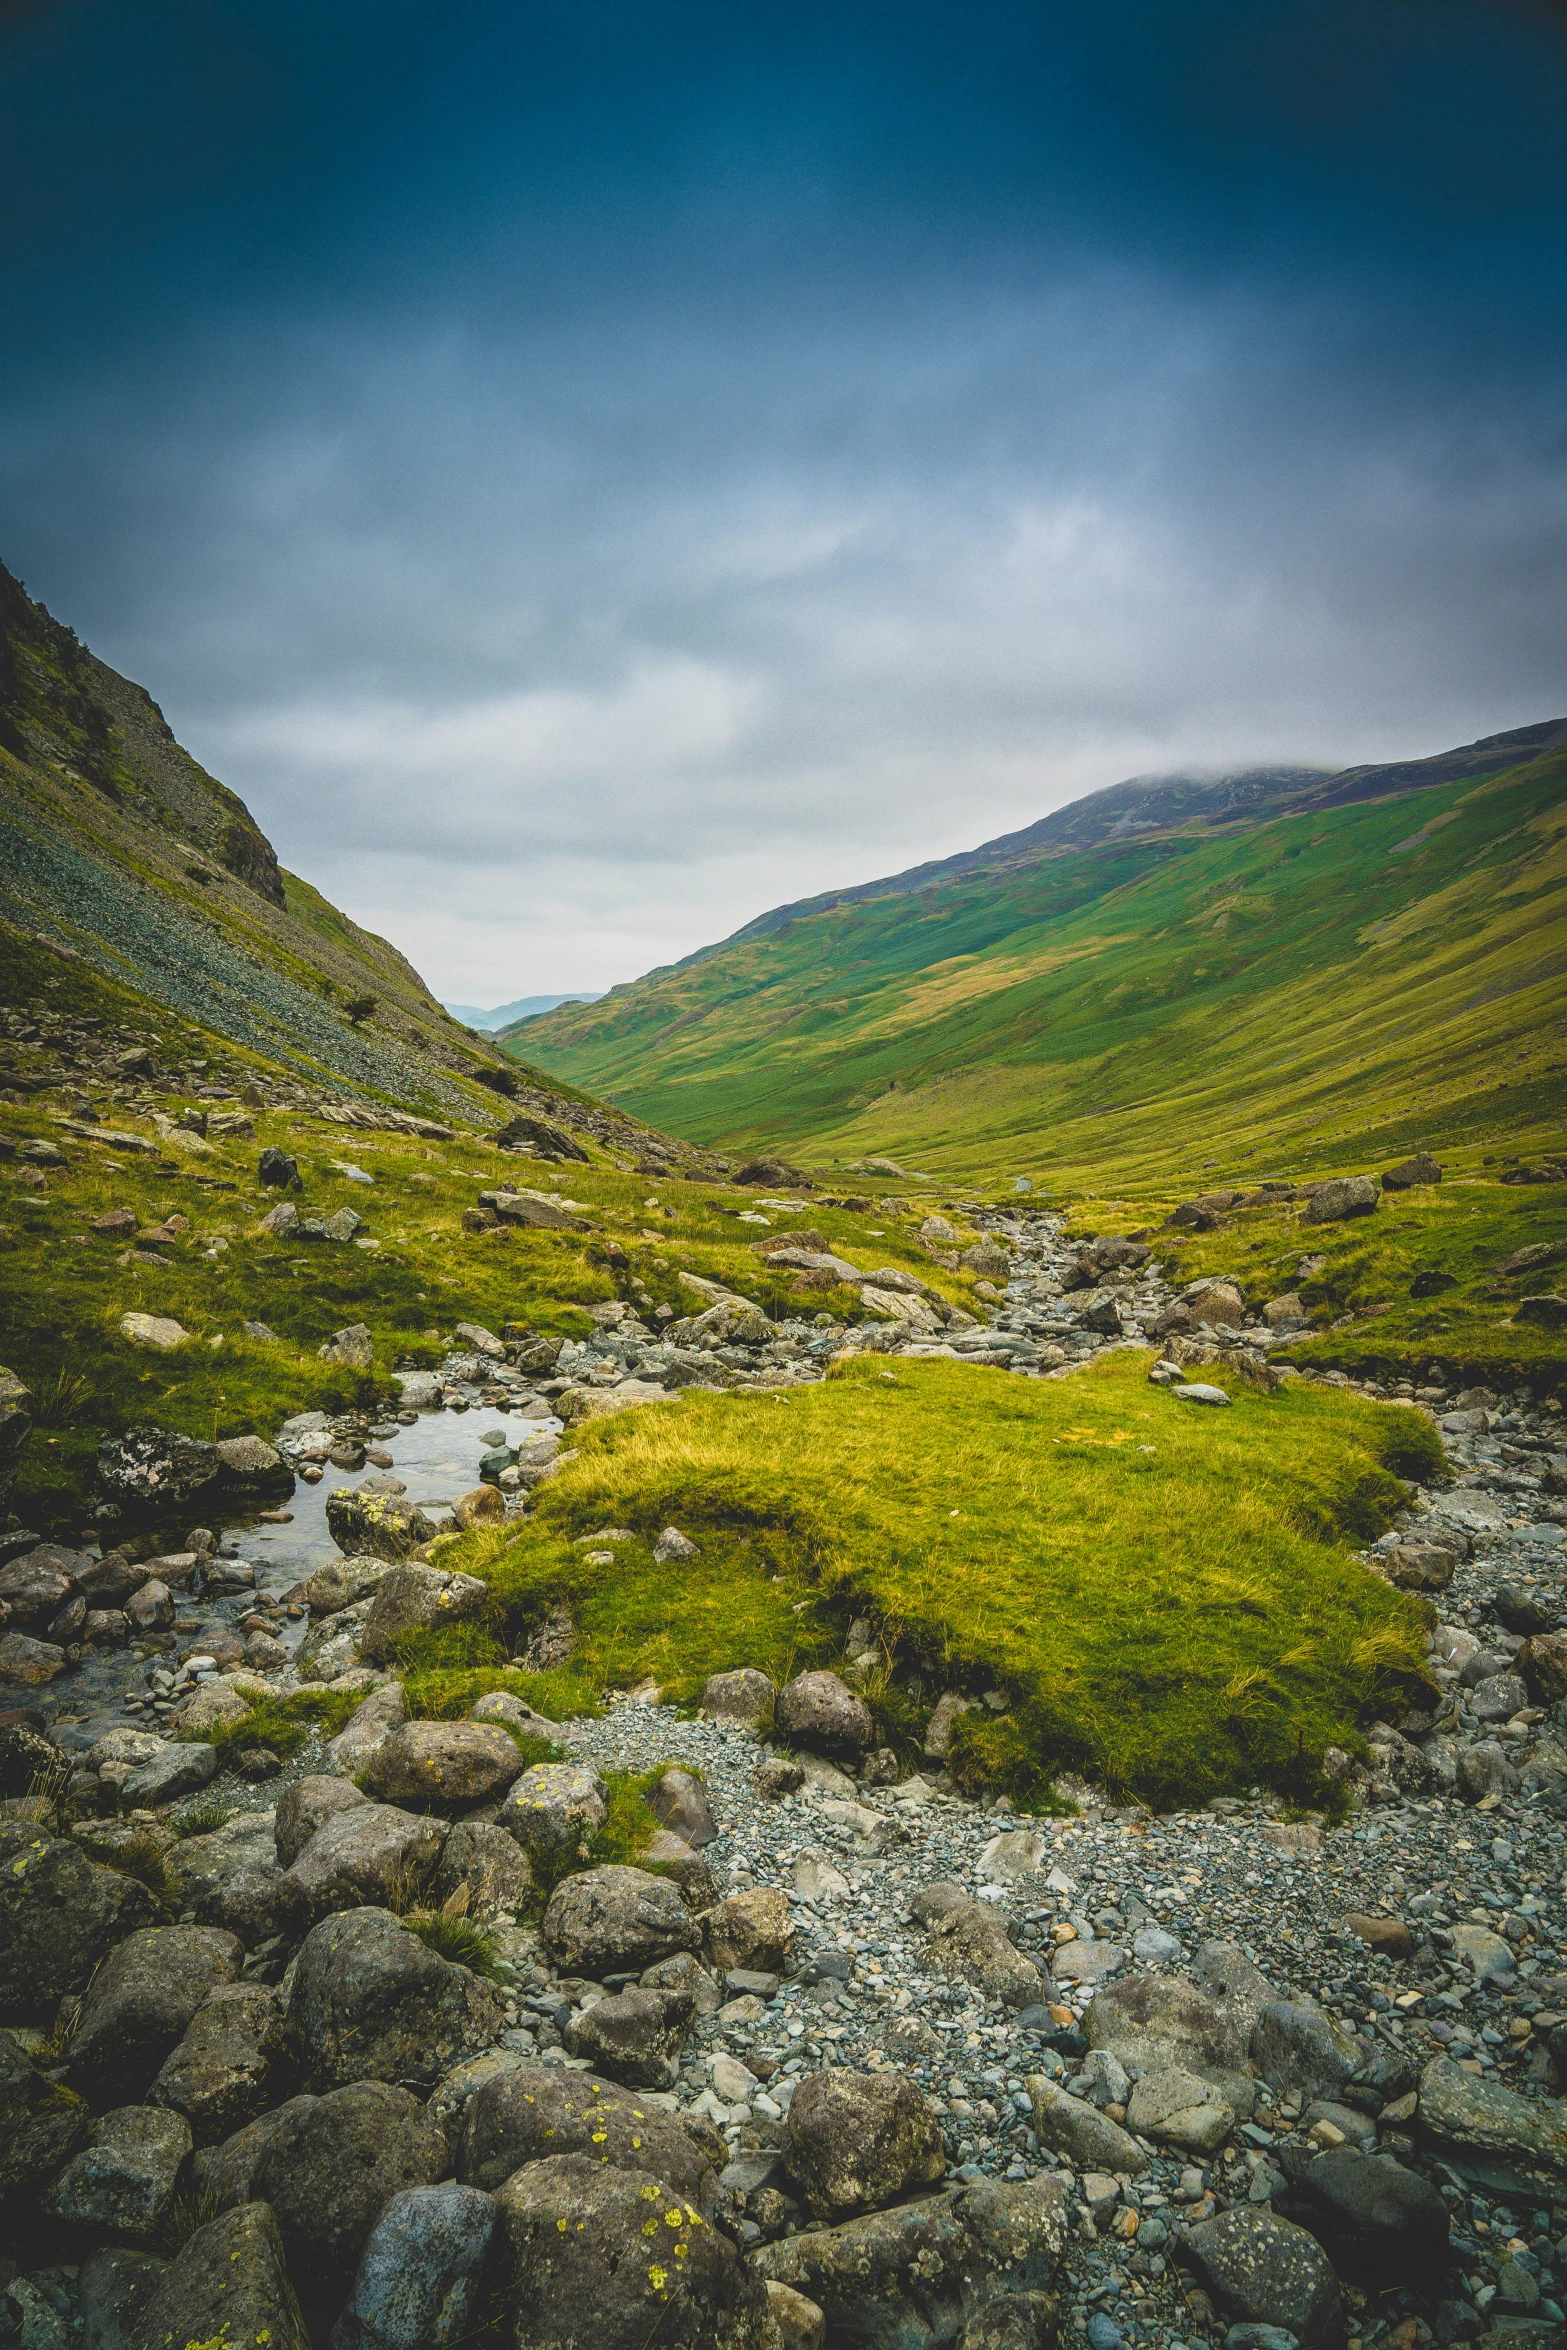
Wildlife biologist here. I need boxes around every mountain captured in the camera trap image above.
[0,561,521,1121]
[446,991,605,1031]
[508,721,1567,1186]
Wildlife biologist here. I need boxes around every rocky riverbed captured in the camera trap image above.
[2,1199,1566,2348]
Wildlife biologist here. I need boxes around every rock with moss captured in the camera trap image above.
[148,1981,295,2144]
[785,2068,947,2217]
[494,2151,774,2350]
[366,1719,525,1810]
[327,1489,439,1564]
[284,1801,446,1917]
[358,1560,488,1656]
[288,1905,507,2091]
[42,2103,192,2240]
[64,1924,243,2104]
[542,1864,702,1977]
[456,2061,720,2207]
[499,1760,609,1854]
[127,2198,309,2350]
[0,2025,89,2196]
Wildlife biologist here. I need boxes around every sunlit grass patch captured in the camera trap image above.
[452,1350,1434,1810]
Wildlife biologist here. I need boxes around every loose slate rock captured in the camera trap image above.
[784,2067,947,2217]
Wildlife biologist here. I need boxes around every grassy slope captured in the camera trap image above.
[511,747,1567,1188]
[435,1350,1437,1810]
[0,563,508,1113]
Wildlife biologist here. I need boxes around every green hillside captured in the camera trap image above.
[509,730,1567,1189]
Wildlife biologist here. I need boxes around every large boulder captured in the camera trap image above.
[127,2201,309,2350]
[1249,2001,1360,2104]
[922,1897,1044,2011]
[359,1561,488,1656]
[1301,1176,1378,1226]
[64,1925,242,2104]
[1026,2076,1148,2175]
[1418,2054,1567,2194]
[497,1760,608,1854]
[0,1824,154,2022]
[76,2248,168,2350]
[456,2062,718,2207]
[1084,1972,1254,2115]
[326,1492,440,1564]
[1273,2141,1449,2282]
[277,1773,370,1867]
[249,2080,449,2298]
[432,1820,534,1920]
[289,1905,508,2090]
[0,2025,88,2196]
[700,1668,775,1734]
[284,1802,447,1917]
[754,2174,1070,2348]
[171,1805,280,1906]
[493,2152,774,2350]
[42,2103,191,2240]
[0,1541,83,1625]
[541,1864,702,1976]
[148,1982,294,2144]
[331,2182,499,2350]
[774,1670,874,1754]
[704,1885,795,1975]
[365,1719,525,1810]
[323,1679,409,1776]
[785,2068,946,2217]
[196,1860,312,1951]
[96,1425,222,1513]
[568,1984,695,2090]
[1174,2206,1344,2350]
[1381,1152,1441,1191]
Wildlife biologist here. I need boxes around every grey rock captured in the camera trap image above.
[0,2025,88,2195]
[785,2067,947,2217]
[276,1772,370,1867]
[646,1764,719,1846]
[494,2151,774,2350]
[1086,1972,1255,2116]
[250,2080,449,2297]
[1175,2206,1344,2350]
[365,1719,524,1810]
[301,1554,396,1618]
[288,1905,508,2091]
[359,1561,487,1654]
[1125,2064,1237,2155]
[1418,2054,1567,2192]
[498,1760,608,1854]
[330,2182,499,2350]
[323,1681,408,1777]
[76,2246,167,2350]
[0,1823,156,2018]
[1300,1176,1378,1226]
[956,2294,1059,2350]
[431,1820,533,1919]
[64,1925,242,2104]
[42,2104,191,2240]
[127,2202,309,2350]
[327,1493,440,1566]
[541,1863,702,1976]
[1273,2142,1449,2283]
[704,1885,796,1974]
[456,2061,720,2207]
[119,1740,217,1806]
[774,1669,874,1754]
[652,1526,700,1562]
[567,1984,695,2089]
[1026,2076,1148,2174]
[284,1801,447,1917]
[1248,2002,1360,2105]
[147,1981,294,2144]
[923,1897,1044,2010]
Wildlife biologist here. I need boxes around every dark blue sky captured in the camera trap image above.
[3,1,1565,1000]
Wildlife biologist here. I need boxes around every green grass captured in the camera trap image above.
[513,746,1567,1193]
[442,1350,1437,1811]
[403,1904,507,1978]
[189,1686,362,1764]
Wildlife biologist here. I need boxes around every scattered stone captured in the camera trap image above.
[119,1312,190,1351]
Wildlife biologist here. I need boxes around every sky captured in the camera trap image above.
[2,2,1565,1007]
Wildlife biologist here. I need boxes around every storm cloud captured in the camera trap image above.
[3,1,1565,1001]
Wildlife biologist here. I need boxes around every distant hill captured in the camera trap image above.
[449,991,605,1031]
[510,721,1567,1186]
[0,560,543,1120]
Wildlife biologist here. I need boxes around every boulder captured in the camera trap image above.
[700,1669,776,1733]
[704,1885,795,1976]
[647,1765,719,1846]
[288,1905,508,2091]
[470,1687,561,1740]
[0,1365,33,1517]
[320,1320,374,1365]
[774,1669,874,1754]
[431,1820,534,1920]
[249,2080,449,2296]
[493,2151,774,2350]
[1085,1972,1254,2115]
[1249,2001,1360,2105]
[42,2103,191,2240]
[1379,1542,1457,1593]
[1381,1153,1442,1191]
[148,1982,294,2144]
[96,1425,223,1512]
[76,2247,168,2349]
[1174,2206,1344,2350]
[302,1554,396,1616]
[365,1719,524,1810]
[277,1773,370,1867]
[170,1677,251,1737]
[1418,2054,1567,2193]
[195,1860,312,1951]
[1518,1632,1567,1705]
[1188,1280,1245,1328]
[498,1760,608,1854]
[765,2280,830,2350]
[541,1864,701,1976]
[456,2061,719,2206]
[568,1984,695,2090]
[359,1561,488,1656]
[331,2181,499,2350]
[212,1433,293,1491]
[1124,2065,1236,2155]
[1273,2141,1449,2282]
[0,2024,88,2196]
[923,1897,1044,2011]
[955,2293,1058,2350]
[785,2068,947,2216]
[0,1542,83,1625]
[327,1492,439,1564]
[1301,1176,1378,1227]
[285,1802,447,1917]
[323,1679,410,1777]
[127,2200,309,2350]
[754,2174,1070,2349]
[169,1805,278,1905]
[120,1740,218,1807]
[1189,1944,1285,2040]
[1026,2077,1148,2175]
[1050,1938,1125,1987]
[64,1925,242,2104]
[0,1631,67,1683]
